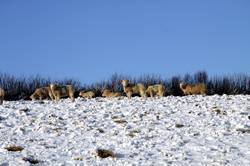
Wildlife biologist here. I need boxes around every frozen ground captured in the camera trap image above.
[0,95,250,165]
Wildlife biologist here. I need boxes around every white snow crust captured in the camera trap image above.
[0,95,250,165]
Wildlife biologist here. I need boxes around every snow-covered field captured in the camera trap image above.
[0,95,250,165]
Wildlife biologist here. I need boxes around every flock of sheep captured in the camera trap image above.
[0,80,207,104]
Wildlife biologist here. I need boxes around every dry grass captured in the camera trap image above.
[211,107,227,115]
[113,119,127,124]
[5,145,24,152]
[96,149,115,158]
[175,124,185,128]
[73,157,84,161]
[22,157,40,164]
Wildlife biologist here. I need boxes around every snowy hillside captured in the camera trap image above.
[0,95,250,165]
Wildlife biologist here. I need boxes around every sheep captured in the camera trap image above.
[146,84,165,97]
[179,82,207,95]
[0,88,4,105]
[120,80,146,98]
[79,91,95,99]
[30,87,54,101]
[50,83,75,102]
[101,89,121,98]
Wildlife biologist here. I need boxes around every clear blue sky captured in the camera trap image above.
[0,0,249,84]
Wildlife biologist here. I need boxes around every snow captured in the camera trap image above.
[0,95,250,165]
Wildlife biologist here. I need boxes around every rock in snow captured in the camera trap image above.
[0,95,250,165]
